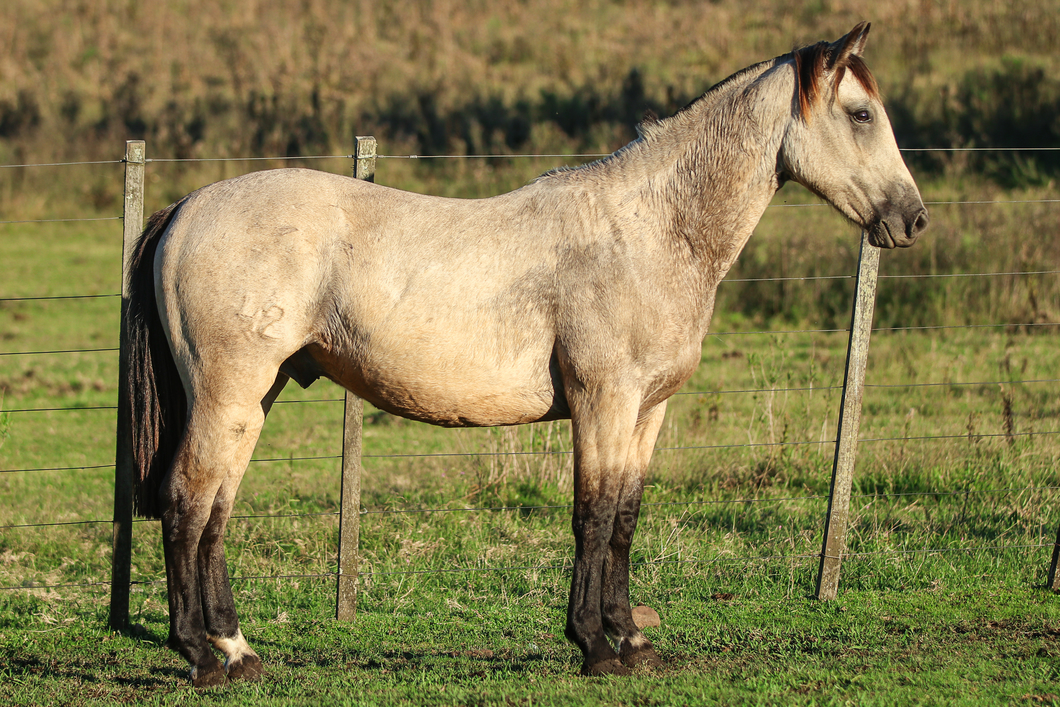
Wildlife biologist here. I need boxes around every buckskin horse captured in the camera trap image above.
[125,22,927,685]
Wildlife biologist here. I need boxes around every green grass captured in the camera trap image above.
[2,572,1059,705]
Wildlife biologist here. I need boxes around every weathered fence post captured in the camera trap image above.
[110,139,146,631]
[1047,523,1060,591]
[336,136,375,621]
[815,229,880,601]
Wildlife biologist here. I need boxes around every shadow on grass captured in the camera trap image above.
[121,621,166,646]
[2,653,186,687]
[114,665,189,688]
[248,634,558,676]
[4,656,99,684]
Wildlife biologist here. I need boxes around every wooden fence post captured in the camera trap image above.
[110,139,146,631]
[1047,522,1060,591]
[815,230,880,601]
[354,135,377,184]
[336,136,375,621]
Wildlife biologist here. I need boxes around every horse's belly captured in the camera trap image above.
[371,382,560,427]
[304,342,564,428]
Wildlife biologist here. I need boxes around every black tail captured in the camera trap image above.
[126,200,188,519]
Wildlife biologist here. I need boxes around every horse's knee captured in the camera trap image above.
[572,501,619,545]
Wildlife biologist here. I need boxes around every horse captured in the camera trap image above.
[125,22,927,685]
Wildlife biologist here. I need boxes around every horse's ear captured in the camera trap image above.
[829,22,871,69]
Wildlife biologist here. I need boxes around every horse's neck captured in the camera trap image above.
[666,83,788,267]
[616,65,792,326]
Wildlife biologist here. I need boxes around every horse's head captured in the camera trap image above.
[779,22,928,248]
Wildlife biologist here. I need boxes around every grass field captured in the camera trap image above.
[0,146,1058,704]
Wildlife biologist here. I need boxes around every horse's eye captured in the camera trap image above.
[852,109,872,124]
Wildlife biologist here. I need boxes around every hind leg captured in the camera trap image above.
[200,374,288,681]
[197,454,262,682]
[199,487,260,682]
[161,373,286,686]
[602,403,666,671]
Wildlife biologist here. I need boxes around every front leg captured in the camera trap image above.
[564,387,642,676]
[602,402,666,671]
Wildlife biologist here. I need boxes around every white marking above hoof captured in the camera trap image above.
[208,628,260,670]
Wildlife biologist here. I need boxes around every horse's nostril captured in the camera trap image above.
[913,209,929,235]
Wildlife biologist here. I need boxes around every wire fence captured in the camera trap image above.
[0,145,1057,599]
[3,417,1059,479]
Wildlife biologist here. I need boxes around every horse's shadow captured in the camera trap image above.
[3,656,99,685]
[115,666,189,688]
[121,622,166,646]
[1,650,187,689]
[249,635,558,675]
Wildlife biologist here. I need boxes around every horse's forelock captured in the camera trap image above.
[794,43,880,122]
[839,55,880,102]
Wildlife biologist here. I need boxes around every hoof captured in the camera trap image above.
[621,646,664,671]
[581,658,631,677]
[227,654,264,682]
[190,660,227,688]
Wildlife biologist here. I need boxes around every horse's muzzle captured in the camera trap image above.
[868,206,929,249]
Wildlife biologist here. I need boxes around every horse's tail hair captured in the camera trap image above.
[126,200,188,519]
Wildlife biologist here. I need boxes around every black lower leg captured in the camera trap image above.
[566,510,628,675]
[198,513,238,639]
[197,511,264,681]
[602,490,662,670]
[162,512,225,686]
[601,496,638,639]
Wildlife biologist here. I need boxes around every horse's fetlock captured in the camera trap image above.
[564,622,579,645]
[618,633,650,654]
